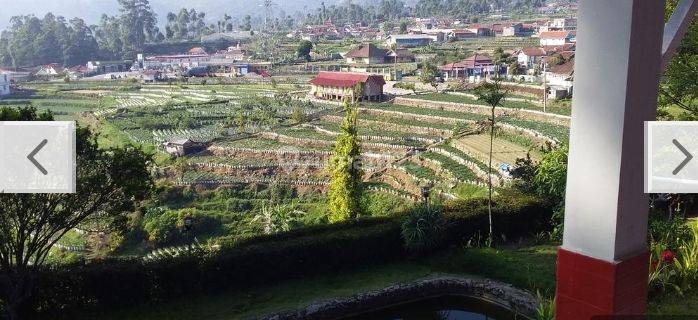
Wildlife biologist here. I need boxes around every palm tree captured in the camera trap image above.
[473,77,508,246]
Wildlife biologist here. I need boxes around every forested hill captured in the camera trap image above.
[0,0,331,30]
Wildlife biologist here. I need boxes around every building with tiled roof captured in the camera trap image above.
[439,54,495,80]
[310,71,385,102]
[345,43,389,65]
[545,58,575,99]
[517,47,548,69]
[539,31,574,46]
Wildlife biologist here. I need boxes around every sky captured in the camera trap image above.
[0,0,333,30]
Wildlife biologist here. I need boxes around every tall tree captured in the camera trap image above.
[474,78,508,246]
[327,102,363,222]
[420,61,440,92]
[0,107,153,319]
[117,0,156,57]
[296,39,313,61]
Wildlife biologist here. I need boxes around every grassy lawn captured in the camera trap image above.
[78,244,558,320]
[76,242,695,319]
[649,290,698,315]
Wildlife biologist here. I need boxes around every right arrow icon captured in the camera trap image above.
[672,139,693,175]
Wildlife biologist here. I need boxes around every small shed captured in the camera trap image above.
[163,139,200,156]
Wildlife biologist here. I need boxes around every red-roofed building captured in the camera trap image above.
[517,47,548,68]
[439,54,494,80]
[542,43,576,54]
[450,29,477,40]
[310,71,385,102]
[545,57,575,99]
[539,31,574,46]
[189,47,207,55]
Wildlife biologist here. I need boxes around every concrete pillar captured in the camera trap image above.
[556,1,665,319]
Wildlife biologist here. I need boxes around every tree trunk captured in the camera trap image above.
[488,105,495,246]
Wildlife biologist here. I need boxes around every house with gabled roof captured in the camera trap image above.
[517,47,548,69]
[539,30,575,46]
[345,43,389,65]
[545,57,575,99]
[310,71,385,102]
[439,54,495,80]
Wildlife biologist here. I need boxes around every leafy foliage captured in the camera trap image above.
[23,195,550,317]
[420,61,441,91]
[327,103,364,222]
[659,0,698,115]
[0,0,158,66]
[296,40,313,61]
[401,204,446,254]
[0,106,153,318]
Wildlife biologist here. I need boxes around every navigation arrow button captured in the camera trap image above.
[27,139,48,175]
[672,139,693,175]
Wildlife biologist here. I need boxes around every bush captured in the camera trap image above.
[25,195,551,317]
[648,213,693,251]
[401,204,446,254]
[648,221,698,297]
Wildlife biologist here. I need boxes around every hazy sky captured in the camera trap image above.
[0,0,332,30]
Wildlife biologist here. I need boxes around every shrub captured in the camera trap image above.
[648,213,693,251]
[648,221,698,297]
[401,204,446,254]
[25,195,551,317]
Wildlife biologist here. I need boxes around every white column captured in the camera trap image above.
[562,0,664,262]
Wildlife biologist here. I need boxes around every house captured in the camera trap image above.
[86,60,133,75]
[542,43,576,54]
[35,64,63,77]
[309,71,385,102]
[439,54,495,80]
[517,47,547,69]
[539,31,574,46]
[466,25,494,37]
[386,34,435,48]
[386,49,416,63]
[345,43,389,65]
[0,73,10,96]
[540,18,577,32]
[232,62,272,76]
[188,47,207,55]
[502,23,525,36]
[144,53,210,69]
[163,139,202,156]
[65,66,88,80]
[450,29,477,40]
[140,70,162,83]
[545,58,574,99]
[224,43,247,61]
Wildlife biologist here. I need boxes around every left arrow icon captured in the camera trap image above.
[27,139,48,175]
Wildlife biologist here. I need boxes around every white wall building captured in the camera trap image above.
[539,31,574,46]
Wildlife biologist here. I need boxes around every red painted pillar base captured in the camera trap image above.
[555,248,649,320]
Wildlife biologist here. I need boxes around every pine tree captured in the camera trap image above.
[327,102,363,222]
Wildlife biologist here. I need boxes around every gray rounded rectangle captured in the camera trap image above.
[645,121,698,193]
[0,121,76,193]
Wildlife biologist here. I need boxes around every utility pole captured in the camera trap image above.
[542,62,547,113]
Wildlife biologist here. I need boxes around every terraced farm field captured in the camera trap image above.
[451,134,536,166]
[6,80,569,201]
